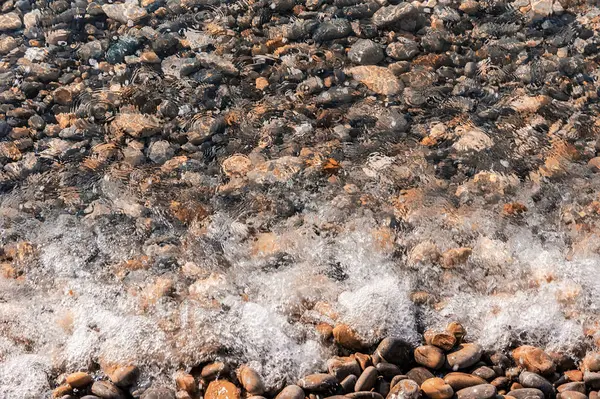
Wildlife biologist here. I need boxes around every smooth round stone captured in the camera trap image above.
[238,365,265,396]
[328,357,361,381]
[455,384,497,399]
[387,379,419,399]
[275,385,305,399]
[406,367,434,386]
[201,362,230,380]
[66,372,93,388]
[443,373,487,391]
[583,352,600,372]
[333,325,367,351]
[507,388,545,399]
[471,366,495,381]
[297,374,338,392]
[354,353,372,371]
[376,337,412,366]
[518,371,554,399]
[414,345,445,370]
[109,365,139,388]
[91,381,125,399]
[355,366,378,392]
[446,344,483,370]
[349,39,384,65]
[421,378,454,399]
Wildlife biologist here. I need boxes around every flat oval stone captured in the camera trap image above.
[328,357,361,381]
[355,367,378,392]
[109,366,139,388]
[387,379,419,399]
[456,384,497,399]
[238,365,265,396]
[443,373,487,391]
[584,371,600,389]
[297,374,338,392]
[414,345,445,370]
[446,344,483,370]
[275,385,305,399]
[507,388,545,399]
[66,372,93,388]
[421,378,454,399]
[376,337,412,366]
[91,381,125,399]
[201,362,230,381]
[518,371,554,399]
[557,382,585,394]
[471,366,495,381]
[333,325,367,351]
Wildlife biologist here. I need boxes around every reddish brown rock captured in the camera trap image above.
[237,365,265,396]
[297,373,338,392]
[333,324,367,351]
[414,345,445,370]
[512,346,556,375]
[443,373,487,391]
[446,344,482,370]
[421,377,454,399]
[423,330,456,351]
[65,372,93,388]
[175,372,196,394]
[205,380,240,399]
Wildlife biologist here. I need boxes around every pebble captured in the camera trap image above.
[557,382,586,394]
[376,337,412,366]
[112,113,161,138]
[557,393,588,399]
[346,392,384,399]
[0,35,17,55]
[421,378,454,399]
[512,346,556,376]
[275,385,305,399]
[205,380,240,399]
[386,39,420,61]
[328,357,361,381]
[332,324,366,351]
[519,371,554,399]
[175,373,196,394]
[237,365,265,396]
[423,331,456,351]
[446,344,483,370]
[349,39,384,65]
[345,66,403,96]
[584,372,600,389]
[341,375,358,393]
[297,374,338,392]
[372,3,416,27]
[387,379,419,399]
[471,366,495,381]
[355,366,378,392]
[313,20,352,42]
[66,372,93,388]
[414,345,445,370]
[455,384,497,399]
[91,381,126,399]
[375,363,401,379]
[102,1,148,24]
[0,12,22,31]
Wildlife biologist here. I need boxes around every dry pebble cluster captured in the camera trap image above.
[53,323,600,399]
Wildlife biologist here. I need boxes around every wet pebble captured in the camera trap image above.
[455,384,496,399]
[349,39,384,65]
[297,374,338,392]
[91,381,126,399]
